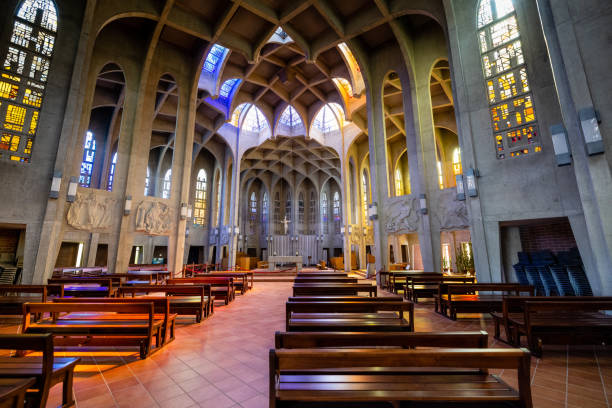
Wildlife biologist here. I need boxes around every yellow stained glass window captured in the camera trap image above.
[0,82,19,99]
[23,88,42,107]
[29,110,38,134]
[0,132,20,151]
[5,105,26,131]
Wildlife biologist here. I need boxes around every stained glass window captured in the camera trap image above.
[162,169,171,199]
[362,171,369,224]
[194,169,207,225]
[313,103,343,133]
[309,191,316,235]
[395,168,404,196]
[478,0,540,159]
[321,192,329,234]
[107,152,117,191]
[214,172,221,225]
[298,192,304,232]
[242,105,269,133]
[218,78,240,104]
[279,105,303,128]
[452,148,462,175]
[0,0,57,162]
[145,167,150,196]
[203,44,228,74]
[274,191,281,234]
[333,191,341,234]
[262,192,268,235]
[249,191,257,233]
[285,192,292,224]
[79,131,96,188]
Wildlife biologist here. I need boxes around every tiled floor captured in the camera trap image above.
[1,281,611,407]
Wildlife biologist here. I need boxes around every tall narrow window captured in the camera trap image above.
[144,167,150,196]
[249,191,257,234]
[214,172,221,225]
[274,191,281,234]
[362,171,369,224]
[298,192,304,233]
[162,169,171,199]
[285,191,292,230]
[0,0,58,162]
[321,192,329,234]
[107,152,117,191]
[262,192,268,236]
[437,161,444,190]
[394,168,404,196]
[478,0,540,159]
[309,191,316,235]
[79,131,96,187]
[452,148,462,175]
[194,169,207,225]
[333,191,341,234]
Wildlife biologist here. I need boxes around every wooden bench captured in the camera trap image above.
[0,285,64,317]
[292,283,377,297]
[490,296,612,345]
[293,277,358,284]
[0,377,35,408]
[53,297,177,345]
[167,277,234,305]
[437,283,534,320]
[296,272,349,278]
[275,330,489,349]
[118,285,214,322]
[47,278,116,297]
[0,333,80,408]
[379,271,441,293]
[519,300,612,357]
[287,295,402,302]
[22,302,162,359]
[270,348,533,408]
[206,272,253,293]
[404,276,475,303]
[285,300,414,332]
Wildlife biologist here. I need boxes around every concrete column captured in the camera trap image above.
[86,233,99,267]
[227,153,241,269]
[340,157,352,272]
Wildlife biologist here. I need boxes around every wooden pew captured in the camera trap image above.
[53,297,177,345]
[203,272,253,293]
[404,275,475,303]
[437,283,534,320]
[118,285,214,322]
[292,283,377,297]
[269,348,533,408]
[520,300,612,357]
[296,272,349,278]
[22,302,162,359]
[0,333,80,408]
[47,278,116,297]
[275,330,489,349]
[0,377,35,408]
[0,285,63,317]
[285,300,413,332]
[287,295,402,303]
[491,296,612,345]
[293,277,359,284]
[379,271,441,293]
[167,277,234,305]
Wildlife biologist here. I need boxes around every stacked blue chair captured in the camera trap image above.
[567,264,593,296]
[537,266,559,296]
[512,263,530,286]
[548,265,576,296]
[524,265,547,296]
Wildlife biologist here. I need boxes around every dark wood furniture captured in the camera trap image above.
[287,295,402,302]
[437,283,534,320]
[275,330,488,349]
[286,301,413,332]
[293,277,358,284]
[269,348,533,408]
[296,272,349,278]
[22,302,162,359]
[0,285,64,317]
[0,333,80,408]
[292,283,376,297]
[118,285,214,322]
[0,377,35,408]
[47,278,116,297]
[167,277,234,304]
[53,297,176,344]
[404,275,475,303]
[379,271,442,293]
[205,272,253,293]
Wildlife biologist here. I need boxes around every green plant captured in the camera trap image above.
[455,245,474,274]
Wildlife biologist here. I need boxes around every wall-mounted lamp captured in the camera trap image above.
[551,124,572,166]
[419,194,427,215]
[368,202,378,220]
[50,171,61,199]
[466,168,479,197]
[124,195,132,216]
[67,177,78,202]
[579,107,604,155]
[455,175,465,201]
[180,203,188,220]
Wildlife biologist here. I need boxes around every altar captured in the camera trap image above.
[268,256,303,271]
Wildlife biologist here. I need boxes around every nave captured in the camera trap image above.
[1,281,610,408]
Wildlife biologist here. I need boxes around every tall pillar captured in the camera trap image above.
[227,152,241,269]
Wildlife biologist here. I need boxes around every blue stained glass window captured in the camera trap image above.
[219,78,240,99]
[79,131,96,187]
[203,44,228,74]
[313,103,343,133]
[279,105,302,128]
[107,152,117,191]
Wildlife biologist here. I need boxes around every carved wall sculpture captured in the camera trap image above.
[67,192,116,231]
[135,201,173,235]
[435,189,470,230]
[384,196,420,234]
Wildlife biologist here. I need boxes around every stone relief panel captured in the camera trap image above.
[67,192,116,231]
[384,196,420,234]
[435,189,470,230]
[135,201,173,235]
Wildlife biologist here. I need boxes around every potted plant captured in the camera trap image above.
[455,246,475,276]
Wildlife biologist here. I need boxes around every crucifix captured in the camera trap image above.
[281,215,291,235]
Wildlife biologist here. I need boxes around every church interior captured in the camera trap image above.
[0,0,611,407]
